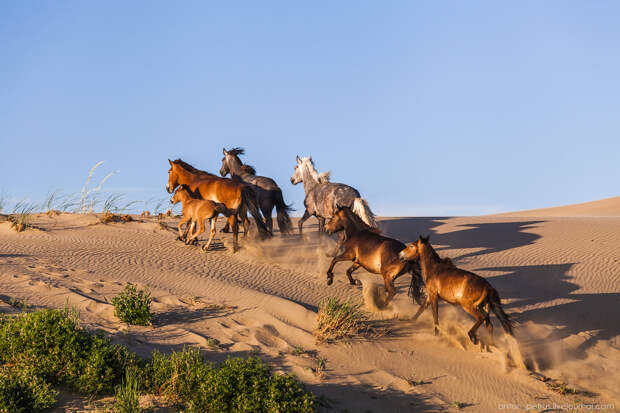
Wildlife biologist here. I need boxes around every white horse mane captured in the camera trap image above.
[300,157,331,184]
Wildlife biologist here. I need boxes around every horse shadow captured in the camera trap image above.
[380,217,544,260]
[480,263,620,361]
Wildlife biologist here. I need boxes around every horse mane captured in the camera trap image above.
[240,164,256,175]
[318,171,331,183]
[176,184,201,198]
[421,239,455,268]
[173,159,216,176]
[227,147,245,156]
[342,207,381,234]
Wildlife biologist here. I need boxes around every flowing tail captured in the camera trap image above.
[488,289,515,336]
[241,185,272,239]
[352,197,377,228]
[273,188,294,235]
[407,263,427,306]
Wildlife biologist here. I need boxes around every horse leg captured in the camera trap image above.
[229,214,239,252]
[430,294,440,336]
[317,217,325,238]
[298,209,311,236]
[260,200,274,235]
[326,249,355,286]
[345,262,361,285]
[185,221,197,245]
[462,303,486,345]
[203,217,217,252]
[383,277,397,305]
[412,296,430,321]
[187,217,205,245]
[177,217,191,241]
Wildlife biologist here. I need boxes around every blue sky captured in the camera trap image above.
[1,1,618,216]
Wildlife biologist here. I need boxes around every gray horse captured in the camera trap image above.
[220,147,293,235]
[290,156,377,243]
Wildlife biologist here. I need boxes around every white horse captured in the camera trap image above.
[290,156,377,245]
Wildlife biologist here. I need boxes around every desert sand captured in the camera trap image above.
[0,197,618,412]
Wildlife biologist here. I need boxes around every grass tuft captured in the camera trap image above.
[314,297,368,344]
[114,366,141,413]
[112,285,152,326]
[8,200,38,232]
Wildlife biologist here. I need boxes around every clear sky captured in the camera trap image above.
[1,1,618,216]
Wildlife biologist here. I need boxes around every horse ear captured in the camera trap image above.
[223,148,227,155]
[296,155,301,163]
[422,235,430,243]
[168,159,173,166]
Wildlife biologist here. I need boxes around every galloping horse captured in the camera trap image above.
[399,236,514,345]
[290,156,377,251]
[166,159,271,252]
[220,147,293,236]
[324,207,425,306]
[171,185,235,252]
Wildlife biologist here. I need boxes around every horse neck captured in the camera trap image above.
[419,244,441,280]
[227,156,245,177]
[301,164,320,192]
[341,214,362,238]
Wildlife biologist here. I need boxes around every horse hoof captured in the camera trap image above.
[327,278,334,286]
[355,279,362,286]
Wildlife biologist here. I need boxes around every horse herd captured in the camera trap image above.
[165,148,515,347]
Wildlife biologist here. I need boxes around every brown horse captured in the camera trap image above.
[171,185,235,251]
[324,207,424,306]
[399,236,514,345]
[166,159,271,252]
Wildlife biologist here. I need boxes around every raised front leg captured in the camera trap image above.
[203,217,217,252]
[326,249,355,286]
[298,209,311,235]
[345,262,361,285]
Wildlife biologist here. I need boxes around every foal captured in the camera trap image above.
[324,208,424,306]
[171,185,235,252]
[399,236,514,345]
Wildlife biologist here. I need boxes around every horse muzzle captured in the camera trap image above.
[166,184,173,194]
[398,251,407,261]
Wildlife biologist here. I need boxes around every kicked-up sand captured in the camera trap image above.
[0,197,618,412]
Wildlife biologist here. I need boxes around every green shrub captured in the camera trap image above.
[146,348,211,405]
[0,308,136,396]
[0,366,57,412]
[189,357,316,413]
[112,285,152,326]
[114,366,141,413]
[314,297,367,343]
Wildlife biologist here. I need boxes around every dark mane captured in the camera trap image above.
[240,164,256,175]
[422,239,455,268]
[173,159,216,176]
[342,207,381,234]
[227,147,245,156]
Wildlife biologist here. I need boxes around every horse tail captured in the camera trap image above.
[273,189,294,235]
[215,203,235,217]
[488,288,515,336]
[352,197,377,228]
[407,263,427,306]
[241,185,272,239]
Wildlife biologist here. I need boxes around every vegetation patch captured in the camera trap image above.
[112,284,152,326]
[314,297,369,344]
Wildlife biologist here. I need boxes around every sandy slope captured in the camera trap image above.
[496,196,620,217]
[0,210,618,412]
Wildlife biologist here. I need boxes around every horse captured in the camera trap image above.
[171,185,235,251]
[399,236,514,346]
[290,156,377,253]
[324,207,425,307]
[220,147,293,236]
[166,159,271,252]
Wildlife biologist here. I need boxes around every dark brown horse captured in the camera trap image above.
[399,236,514,345]
[220,147,293,236]
[166,159,271,252]
[324,208,424,306]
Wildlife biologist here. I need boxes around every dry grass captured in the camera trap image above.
[314,297,368,344]
[8,201,37,232]
[100,212,133,224]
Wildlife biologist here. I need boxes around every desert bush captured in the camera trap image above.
[0,366,58,413]
[146,348,211,406]
[0,308,136,396]
[314,297,368,344]
[112,285,152,326]
[114,366,141,413]
[189,357,316,413]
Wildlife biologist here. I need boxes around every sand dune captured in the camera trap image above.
[497,196,620,217]
[0,211,618,412]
